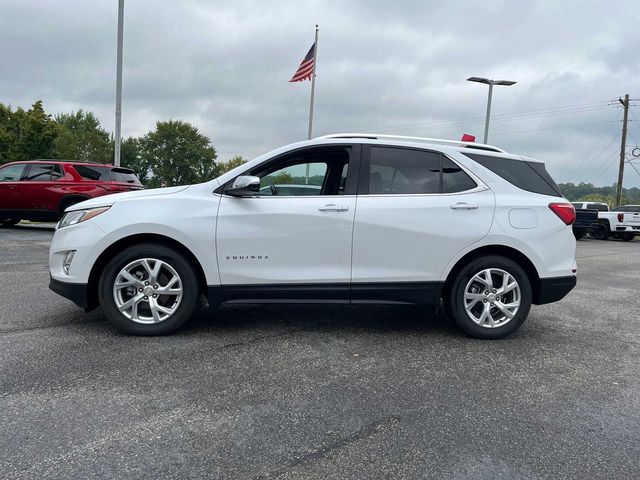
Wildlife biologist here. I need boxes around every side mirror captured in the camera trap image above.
[225,175,260,197]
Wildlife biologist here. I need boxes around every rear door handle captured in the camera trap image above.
[318,204,349,212]
[450,202,479,210]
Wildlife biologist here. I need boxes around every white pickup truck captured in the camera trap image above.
[581,202,640,241]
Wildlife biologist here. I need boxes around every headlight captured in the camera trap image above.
[57,207,110,229]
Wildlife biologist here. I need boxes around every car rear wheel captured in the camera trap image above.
[445,256,532,339]
[573,230,586,240]
[1,219,20,226]
[590,223,610,240]
[98,243,199,335]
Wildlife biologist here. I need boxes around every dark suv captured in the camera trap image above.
[0,160,142,225]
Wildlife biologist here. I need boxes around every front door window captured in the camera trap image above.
[0,164,26,181]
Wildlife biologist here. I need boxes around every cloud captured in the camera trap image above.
[1,0,639,186]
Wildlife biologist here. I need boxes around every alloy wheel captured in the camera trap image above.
[463,268,521,328]
[112,258,183,324]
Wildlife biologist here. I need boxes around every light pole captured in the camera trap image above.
[467,77,516,144]
[114,0,124,166]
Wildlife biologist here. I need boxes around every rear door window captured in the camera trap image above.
[364,147,476,195]
[462,152,563,197]
[368,147,440,194]
[0,164,26,181]
[442,157,477,193]
[24,163,63,181]
[73,165,112,181]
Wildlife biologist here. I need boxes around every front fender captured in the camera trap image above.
[92,195,221,285]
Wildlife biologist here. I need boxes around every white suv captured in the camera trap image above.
[49,134,577,339]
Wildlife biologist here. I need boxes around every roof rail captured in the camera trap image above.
[25,159,108,165]
[316,133,507,153]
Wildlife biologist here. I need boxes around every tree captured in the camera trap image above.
[217,155,246,174]
[53,110,111,163]
[579,193,613,207]
[264,171,293,185]
[0,101,58,164]
[0,103,18,164]
[138,120,217,187]
[119,137,151,184]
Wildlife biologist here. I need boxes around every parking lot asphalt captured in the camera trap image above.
[1,225,639,479]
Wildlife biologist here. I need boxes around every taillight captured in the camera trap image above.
[549,203,576,225]
[617,213,624,222]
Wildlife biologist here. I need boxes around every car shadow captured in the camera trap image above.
[2,223,57,231]
[180,303,460,337]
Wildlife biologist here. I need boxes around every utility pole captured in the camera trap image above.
[114,0,124,167]
[615,94,629,207]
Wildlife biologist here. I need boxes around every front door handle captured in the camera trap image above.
[450,202,479,210]
[318,204,349,212]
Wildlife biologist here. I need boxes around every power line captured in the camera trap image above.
[575,132,620,184]
[626,159,640,178]
[626,107,640,146]
[490,119,618,137]
[369,101,611,135]
[567,110,622,181]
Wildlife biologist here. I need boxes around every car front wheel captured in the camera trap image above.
[98,243,199,335]
[445,256,532,339]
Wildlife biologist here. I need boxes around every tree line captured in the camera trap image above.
[557,182,640,207]
[0,100,245,187]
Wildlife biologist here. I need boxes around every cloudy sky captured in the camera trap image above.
[1,0,639,187]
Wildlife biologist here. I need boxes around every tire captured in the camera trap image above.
[1,219,20,226]
[590,223,610,240]
[621,233,635,242]
[98,243,200,335]
[445,255,532,339]
[573,230,585,240]
[59,196,88,218]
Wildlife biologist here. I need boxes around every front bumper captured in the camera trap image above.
[534,275,577,305]
[49,276,89,309]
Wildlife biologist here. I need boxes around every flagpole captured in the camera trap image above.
[307,25,319,140]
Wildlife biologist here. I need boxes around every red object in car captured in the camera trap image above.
[0,160,143,224]
[549,202,576,226]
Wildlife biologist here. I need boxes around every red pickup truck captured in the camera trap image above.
[0,160,142,225]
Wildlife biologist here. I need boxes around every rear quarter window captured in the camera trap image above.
[462,152,563,197]
[110,168,141,185]
[587,203,608,211]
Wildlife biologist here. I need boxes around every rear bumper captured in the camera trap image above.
[534,275,577,305]
[49,276,89,308]
[614,225,640,234]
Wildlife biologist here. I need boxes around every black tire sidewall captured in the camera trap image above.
[591,223,609,240]
[1,219,20,226]
[98,243,199,335]
[448,256,532,339]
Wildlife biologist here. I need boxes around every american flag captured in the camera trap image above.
[289,43,316,82]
